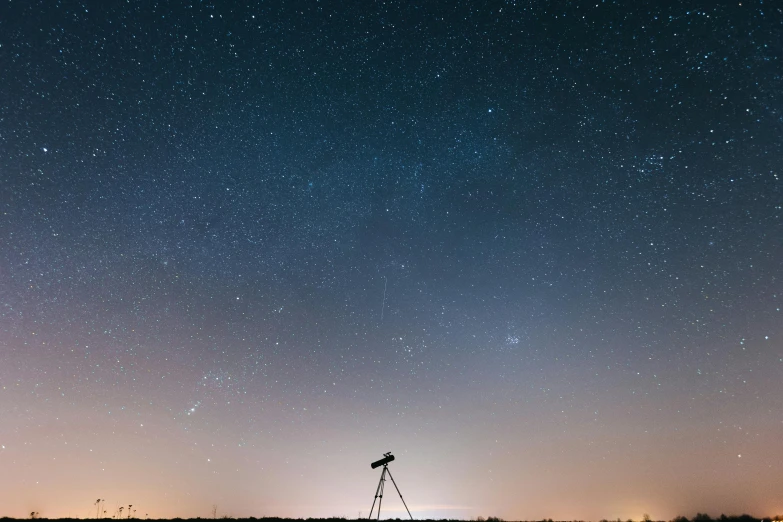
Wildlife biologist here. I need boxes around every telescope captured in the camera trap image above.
[371,452,395,469]
[367,452,412,520]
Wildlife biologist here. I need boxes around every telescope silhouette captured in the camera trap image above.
[367,452,412,520]
[371,453,395,469]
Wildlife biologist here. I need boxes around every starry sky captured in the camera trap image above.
[1,1,782,520]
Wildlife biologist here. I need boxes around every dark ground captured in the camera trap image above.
[3,515,782,522]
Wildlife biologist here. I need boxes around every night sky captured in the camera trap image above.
[1,1,782,520]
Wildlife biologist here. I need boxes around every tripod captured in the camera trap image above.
[368,462,413,520]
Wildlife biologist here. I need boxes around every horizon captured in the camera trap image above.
[0,512,783,522]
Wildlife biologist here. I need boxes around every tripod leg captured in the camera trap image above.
[384,467,413,520]
[368,467,385,519]
[376,467,386,520]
